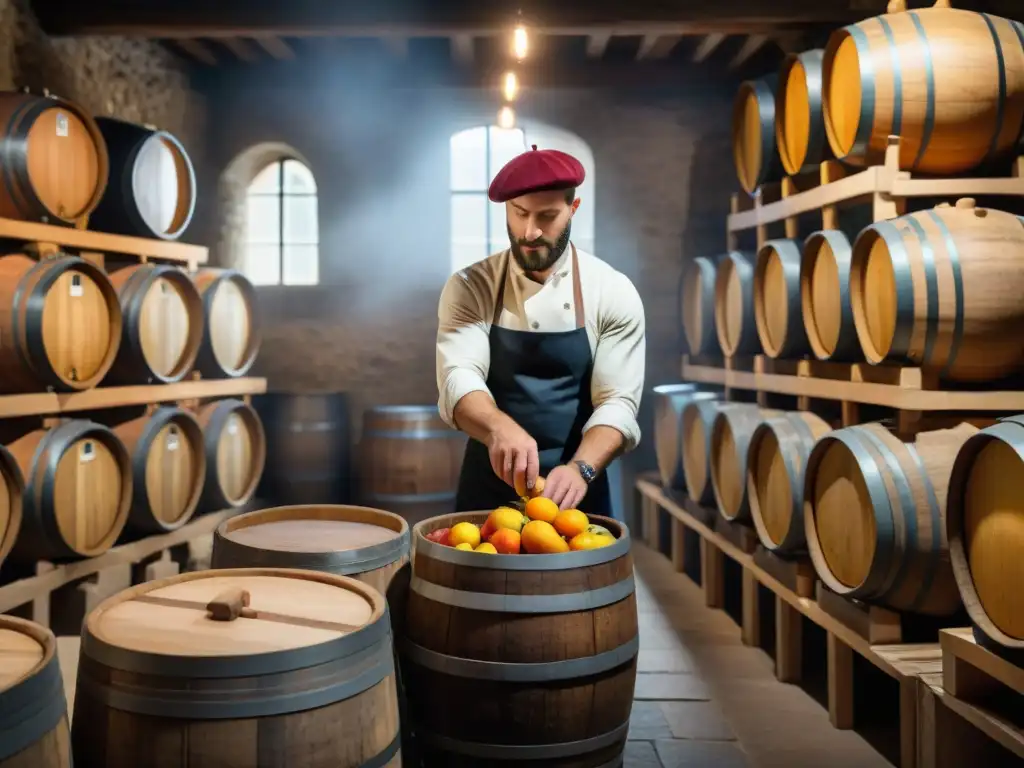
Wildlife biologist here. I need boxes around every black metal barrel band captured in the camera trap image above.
[415,720,629,760]
[400,635,639,682]
[213,529,410,575]
[409,574,635,613]
[0,654,67,761]
[358,733,402,768]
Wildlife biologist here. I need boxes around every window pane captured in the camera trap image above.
[283,244,319,285]
[488,200,509,255]
[488,127,525,177]
[451,193,488,272]
[283,159,317,194]
[243,244,281,286]
[283,195,318,245]
[249,162,280,194]
[246,195,281,244]
[450,127,487,192]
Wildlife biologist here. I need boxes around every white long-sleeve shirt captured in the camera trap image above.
[435,244,646,453]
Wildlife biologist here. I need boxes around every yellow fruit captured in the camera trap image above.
[475,542,498,554]
[586,523,613,537]
[553,509,589,539]
[525,496,559,524]
[521,520,571,554]
[489,506,529,534]
[450,522,482,549]
[455,542,473,551]
[569,532,616,551]
[515,474,546,499]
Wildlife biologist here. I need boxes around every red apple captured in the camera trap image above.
[425,527,452,546]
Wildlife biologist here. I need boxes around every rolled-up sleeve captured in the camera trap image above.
[436,271,494,430]
[584,273,646,452]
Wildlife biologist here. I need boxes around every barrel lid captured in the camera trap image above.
[0,625,46,693]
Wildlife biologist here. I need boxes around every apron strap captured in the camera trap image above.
[492,244,586,330]
[492,249,510,327]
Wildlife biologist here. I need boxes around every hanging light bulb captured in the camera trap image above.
[502,71,519,101]
[497,105,516,129]
[512,24,529,60]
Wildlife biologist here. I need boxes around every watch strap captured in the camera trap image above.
[574,460,597,484]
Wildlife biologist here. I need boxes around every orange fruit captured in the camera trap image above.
[521,520,571,554]
[525,496,559,524]
[475,542,498,554]
[450,522,481,549]
[514,474,546,499]
[490,528,521,554]
[553,509,589,539]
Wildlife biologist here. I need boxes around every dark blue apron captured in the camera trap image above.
[454,244,612,516]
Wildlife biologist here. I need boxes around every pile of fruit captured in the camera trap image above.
[423,481,617,555]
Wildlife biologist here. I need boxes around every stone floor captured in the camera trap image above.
[627,544,892,768]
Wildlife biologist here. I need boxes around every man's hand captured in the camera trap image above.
[486,422,540,491]
[543,464,588,511]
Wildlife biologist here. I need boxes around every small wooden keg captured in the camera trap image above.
[714,250,760,357]
[775,48,831,175]
[710,404,781,523]
[212,504,410,598]
[112,406,206,536]
[732,75,783,195]
[0,616,70,767]
[804,421,975,616]
[680,255,721,357]
[195,398,266,511]
[0,253,122,393]
[6,421,131,562]
[800,229,859,361]
[403,513,637,767]
[681,399,730,506]
[0,90,108,226]
[753,238,808,359]
[653,384,721,491]
[104,263,204,385]
[71,569,402,768]
[192,268,261,378]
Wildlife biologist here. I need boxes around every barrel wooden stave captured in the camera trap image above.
[196,398,266,511]
[680,255,721,357]
[822,6,1024,173]
[776,48,831,176]
[192,268,261,378]
[653,384,721,491]
[804,421,974,616]
[747,411,832,555]
[733,75,783,196]
[0,445,23,574]
[710,404,781,523]
[714,250,760,357]
[681,399,734,506]
[850,200,1024,382]
[754,238,808,359]
[402,513,637,767]
[800,229,859,361]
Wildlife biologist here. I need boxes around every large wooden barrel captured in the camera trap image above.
[747,411,832,555]
[0,616,70,767]
[850,199,1024,382]
[653,384,721,490]
[680,255,720,356]
[196,398,266,511]
[402,512,637,767]
[212,504,410,598]
[88,117,197,240]
[681,399,729,506]
[254,391,353,506]
[804,421,975,616]
[71,568,402,767]
[0,90,108,226]
[946,414,1024,659]
[822,2,1024,173]
[359,406,466,526]
[0,445,22,572]
[800,229,859,361]
[714,250,760,357]
[732,75,783,195]
[775,48,831,176]
[710,404,780,523]
[5,420,131,562]
[103,263,204,385]
[0,253,122,393]
[192,268,260,378]
[753,238,808,358]
[112,406,206,535]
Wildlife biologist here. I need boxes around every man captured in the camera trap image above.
[436,144,646,516]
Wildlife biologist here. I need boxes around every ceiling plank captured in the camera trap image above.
[585,33,611,58]
[692,33,726,63]
[728,34,769,70]
[172,38,218,65]
[636,35,681,60]
[381,36,409,58]
[450,34,474,65]
[253,36,295,60]
[221,37,260,63]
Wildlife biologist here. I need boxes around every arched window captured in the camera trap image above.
[243,158,319,285]
[449,124,595,274]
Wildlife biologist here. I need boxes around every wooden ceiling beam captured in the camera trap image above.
[728,34,769,70]
[585,33,611,58]
[253,36,295,60]
[636,35,681,60]
[221,37,260,63]
[692,33,726,63]
[172,38,218,65]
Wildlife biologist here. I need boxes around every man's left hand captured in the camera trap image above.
[542,464,588,511]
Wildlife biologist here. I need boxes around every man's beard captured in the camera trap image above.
[508,220,572,273]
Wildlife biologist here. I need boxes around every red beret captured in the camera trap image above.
[487,145,586,203]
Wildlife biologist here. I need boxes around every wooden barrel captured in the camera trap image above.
[0,90,108,226]
[747,411,832,555]
[212,504,410,598]
[804,421,975,616]
[88,117,197,240]
[681,399,730,506]
[0,253,122,393]
[946,414,1024,659]
[732,75,783,195]
[196,398,266,511]
[5,420,131,562]
[0,616,70,767]
[714,250,760,357]
[402,512,637,767]
[800,229,859,361]
[359,405,467,526]
[775,48,831,176]
[850,199,1024,382]
[653,384,721,490]
[680,255,720,356]
[822,2,1024,173]
[710,404,781,523]
[753,238,808,358]
[0,446,22,573]
[112,406,206,535]
[254,391,353,506]
[103,263,204,385]
[192,268,260,378]
[71,568,402,768]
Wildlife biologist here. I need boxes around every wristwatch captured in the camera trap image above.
[573,460,598,485]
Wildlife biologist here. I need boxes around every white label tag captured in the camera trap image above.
[167,434,179,451]
[80,442,95,463]
[227,421,238,435]
[56,112,68,137]
[70,274,83,297]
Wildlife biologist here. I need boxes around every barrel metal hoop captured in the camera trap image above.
[905,11,937,169]
[876,16,903,151]
[410,574,635,614]
[214,526,410,575]
[801,49,826,170]
[0,653,67,761]
[903,444,942,613]
[1011,21,1024,151]
[401,635,638,682]
[752,79,777,187]
[118,265,159,379]
[901,214,940,368]
[872,219,915,362]
[845,24,876,158]
[695,257,717,354]
[365,491,456,505]
[416,530,630,571]
[923,209,964,379]
[362,428,463,440]
[979,13,1007,165]
[415,720,628,760]
[16,257,80,389]
[5,97,63,220]
[358,733,401,768]
[771,421,809,553]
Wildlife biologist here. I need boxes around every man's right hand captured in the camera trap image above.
[486,422,540,492]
